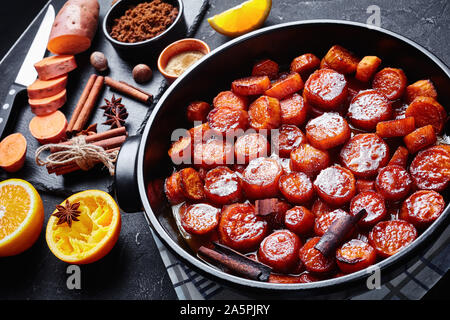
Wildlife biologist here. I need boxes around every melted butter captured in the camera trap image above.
[165,50,205,77]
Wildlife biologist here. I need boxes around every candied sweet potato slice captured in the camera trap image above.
[356,179,375,193]
[258,230,302,273]
[213,90,248,110]
[179,167,205,201]
[403,125,437,154]
[409,146,450,191]
[405,96,447,134]
[168,135,192,164]
[299,237,335,273]
[231,75,271,96]
[336,239,376,273]
[350,191,387,228]
[234,133,270,164]
[180,203,220,235]
[219,203,268,253]
[242,157,283,199]
[164,171,185,205]
[314,209,353,237]
[265,72,304,100]
[323,45,360,74]
[252,59,279,79]
[369,220,417,258]
[313,165,356,206]
[204,166,243,205]
[400,190,445,229]
[193,138,234,169]
[348,89,392,131]
[276,124,306,158]
[186,101,211,122]
[279,172,314,205]
[388,146,409,167]
[372,67,407,100]
[405,79,438,103]
[290,53,320,77]
[355,56,381,82]
[280,93,308,126]
[207,107,248,134]
[290,143,330,177]
[303,68,348,110]
[248,95,281,130]
[340,133,390,179]
[376,117,415,138]
[305,112,350,150]
[285,206,315,235]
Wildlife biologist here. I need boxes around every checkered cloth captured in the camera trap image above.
[152,223,449,300]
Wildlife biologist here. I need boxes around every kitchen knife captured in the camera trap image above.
[0,4,55,138]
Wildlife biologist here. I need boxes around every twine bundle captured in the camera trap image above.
[35,136,118,175]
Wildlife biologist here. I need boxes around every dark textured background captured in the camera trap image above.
[0,0,448,299]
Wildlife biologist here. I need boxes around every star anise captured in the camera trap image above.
[52,200,81,228]
[100,95,124,114]
[76,123,98,136]
[101,94,128,129]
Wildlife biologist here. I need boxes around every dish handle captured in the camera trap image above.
[114,134,143,213]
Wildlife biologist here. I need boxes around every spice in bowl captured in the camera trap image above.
[165,51,205,77]
[158,38,210,81]
[110,0,179,43]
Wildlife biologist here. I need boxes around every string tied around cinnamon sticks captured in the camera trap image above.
[35,135,118,176]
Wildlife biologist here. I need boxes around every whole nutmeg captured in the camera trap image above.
[132,64,152,83]
[90,51,108,72]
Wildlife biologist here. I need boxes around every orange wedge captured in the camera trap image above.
[46,190,121,264]
[0,179,44,257]
[208,0,272,37]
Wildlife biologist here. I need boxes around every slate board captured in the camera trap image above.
[0,0,209,196]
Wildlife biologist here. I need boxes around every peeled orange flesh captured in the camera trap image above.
[46,190,121,264]
[0,179,44,257]
[208,0,272,37]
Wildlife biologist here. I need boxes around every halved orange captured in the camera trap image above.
[46,190,121,264]
[0,179,44,257]
[208,0,272,37]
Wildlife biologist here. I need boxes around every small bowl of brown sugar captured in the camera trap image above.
[103,0,186,59]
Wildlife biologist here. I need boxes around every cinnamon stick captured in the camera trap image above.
[314,209,367,258]
[72,75,105,132]
[50,127,127,152]
[197,242,272,282]
[255,198,284,216]
[67,74,97,134]
[105,77,152,104]
[48,147,120,175]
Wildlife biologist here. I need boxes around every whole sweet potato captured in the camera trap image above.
[47,0,100,55]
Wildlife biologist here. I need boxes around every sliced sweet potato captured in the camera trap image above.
[376,117,415,138]
[404,125,437,154]
[27,75,68,99]
[47,0,100,55]
[355,56,381,82]
[29,89,67,116]
[323,45,360,74]
[405,96,447,134]
[34,55,77,80]
[231,76,271,96]
[29,110,68,144]
[372,67,407,100]
[248,95,281,130]
[265,72,304,100]
[280,93,308,126]
[290,53,320,77]
[186,101,211,122]
[405,79,438,103]
[0,133,27,172]
[168,135,192,164]
[179,167,205,201]
[213,90,248,110]
[252,59,279,79]
[388,146,409,167]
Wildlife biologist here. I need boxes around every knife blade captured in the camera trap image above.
[0,4,55,138]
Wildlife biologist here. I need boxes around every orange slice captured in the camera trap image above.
[46,190,121,264]
[0,179,44,257]
[208,0,272,37]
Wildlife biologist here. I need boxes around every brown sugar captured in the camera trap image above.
[110,0,179,43]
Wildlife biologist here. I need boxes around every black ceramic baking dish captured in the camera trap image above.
[114,20,450,295]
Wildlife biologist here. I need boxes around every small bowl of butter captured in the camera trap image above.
[158,38,210,82]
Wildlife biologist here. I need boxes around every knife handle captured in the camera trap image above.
[0,83,26,139]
